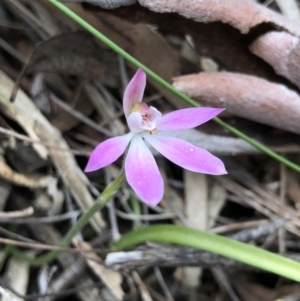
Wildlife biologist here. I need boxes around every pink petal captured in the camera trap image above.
[144,134,227,175]
[123,69,146,118]
[85,133,134,172]
[157,107,224,131]
[125,135,164,206]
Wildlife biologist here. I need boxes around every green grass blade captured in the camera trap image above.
[114,224,300,282]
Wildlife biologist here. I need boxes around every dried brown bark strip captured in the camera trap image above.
[138,0,300,36]
[173,72,300,134]
[250,31,300,89]
[105,246,256,270]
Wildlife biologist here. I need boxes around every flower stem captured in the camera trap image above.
[47,0,300,174]
[11,170,126,265]
[113,225,300,282]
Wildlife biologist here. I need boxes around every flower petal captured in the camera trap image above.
[125,135,164,206]
[144,106,162,131]
[123,69,146,118]
[157,107,224,131]
[85,133,134,172]
[144,134,227,175]
[127,112,144,133]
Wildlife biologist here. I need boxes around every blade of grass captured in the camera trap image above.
[113,224,300,282]
[48,0,300,173]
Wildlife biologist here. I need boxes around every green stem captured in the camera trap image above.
[47,0,300,173]
[113,225,300,282]
[0,225,17,272]
[11,170,126,265]
[130,195,141,230]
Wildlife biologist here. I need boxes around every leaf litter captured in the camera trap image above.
[0,0,300,300]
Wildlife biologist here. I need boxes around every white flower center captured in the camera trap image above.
[131,103,162,134]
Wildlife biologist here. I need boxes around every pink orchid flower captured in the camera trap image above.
[85,69,227,206]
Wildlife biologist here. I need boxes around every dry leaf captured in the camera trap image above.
[26,31,118,86]
[154,129,258,156]
[173,72,300,134]
[74,239,124,301]
[138,0,300,36]
[62,0,136,9]
[99,12,184,105]
[250,31,300,89]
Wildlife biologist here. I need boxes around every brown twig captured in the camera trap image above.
[0,126,90,156]
[0,207,34,219]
